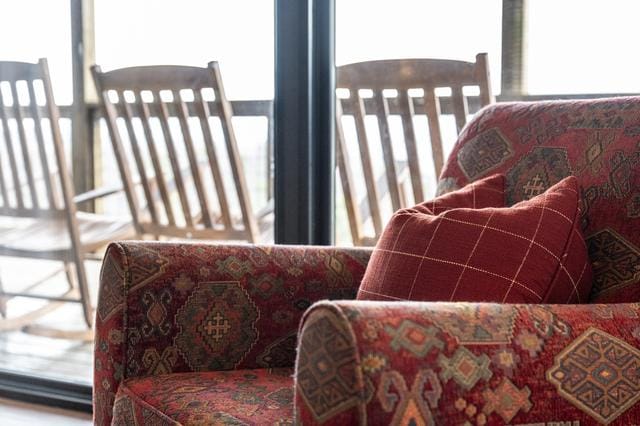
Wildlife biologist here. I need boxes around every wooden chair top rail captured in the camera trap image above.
[337,54,488,89]
[93,63,220,91]
[0,60,45,82]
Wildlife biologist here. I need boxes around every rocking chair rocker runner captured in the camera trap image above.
[0,59,134,334]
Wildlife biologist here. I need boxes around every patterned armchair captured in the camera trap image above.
[96,97,640,425]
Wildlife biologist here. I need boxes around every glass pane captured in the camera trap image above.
[337,0,502,90]
[95,0,274,100]
[0,1,274,388]
[336,0,501,245]
[0,0,72,105]
[527,0,640,94]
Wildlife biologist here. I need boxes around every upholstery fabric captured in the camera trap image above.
[112,368,294,425]
[438,97,640,302]
[358,174,592,304]
[93,242,371,425]
[296,300,640,425]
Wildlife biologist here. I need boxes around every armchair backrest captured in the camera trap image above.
[439,97,640,303]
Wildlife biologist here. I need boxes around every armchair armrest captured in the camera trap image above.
[94,241,371,425]
[295,300,640,425]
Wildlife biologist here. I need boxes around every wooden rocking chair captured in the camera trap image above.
[92,62,269,243]
[0,59,135,337]
[336,53,494,245]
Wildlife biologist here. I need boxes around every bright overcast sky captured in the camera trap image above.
[2,0,640,104]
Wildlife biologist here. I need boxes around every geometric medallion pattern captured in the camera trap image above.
[433,304,516,345]
[547,327,640,424]
[438,347,492,390]
[457,127,514,180]
[174,282,258,371]
[385,320,443,357]
[482,377,532,423]
[505,146,572,205]
[587,228,640,298]
[296,313,361,422]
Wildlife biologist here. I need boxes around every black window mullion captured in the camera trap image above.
[274,0,335,245]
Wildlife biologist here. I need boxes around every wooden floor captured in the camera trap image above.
[0,398,91,425]
[0,257,99,386]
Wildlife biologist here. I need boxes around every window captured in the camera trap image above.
[527,0,640,95]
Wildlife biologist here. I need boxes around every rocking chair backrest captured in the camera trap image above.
[92,62,258,242]
[0,59,77,221]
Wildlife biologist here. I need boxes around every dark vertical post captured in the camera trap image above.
[310,0,335,245]
[275,0,335,245]
[274,0,312,244]
[501,0,527,98]
[70,0,96,208]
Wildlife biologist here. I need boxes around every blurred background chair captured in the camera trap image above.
[92,62,271,244]
[336,53,493,245]
[0,59,134,337]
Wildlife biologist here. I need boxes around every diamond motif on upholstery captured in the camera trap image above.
[587,228,640,297]
[141,290,172,337]
[256,331,297,368]
[249,274,285,299]
[385,320,444,357]
[547,327,640,424]
[377,369,441,426]
[574,131,616,175]
[438,347,492,390]
[296,314,360,422]
[433,305,516,345]
[215,256,254,280]
[126,245,169,291]
[505,147,571,205]
[457,128,514,180]
[98,250,125,321]
[174,282,258,371]
[482,377,532,422]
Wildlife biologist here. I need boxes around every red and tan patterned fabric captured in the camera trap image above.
[438,97,640,302]
[112,368,294,425]
[358,174,592,304]
[93,241,371,425]
[296,300,640,425]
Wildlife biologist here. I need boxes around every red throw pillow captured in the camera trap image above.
[357,174,592,304]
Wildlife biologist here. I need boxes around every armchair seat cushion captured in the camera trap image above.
[112,368,294,425]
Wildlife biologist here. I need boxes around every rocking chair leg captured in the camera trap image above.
[0,274,6,318]
[63,261,75,292]
[73,258,94,329]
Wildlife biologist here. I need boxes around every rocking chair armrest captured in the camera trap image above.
[93,241,371,425]
[295,300,640,425]
[73,185,123,205]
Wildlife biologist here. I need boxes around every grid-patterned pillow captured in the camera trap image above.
[357,174,592,304]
